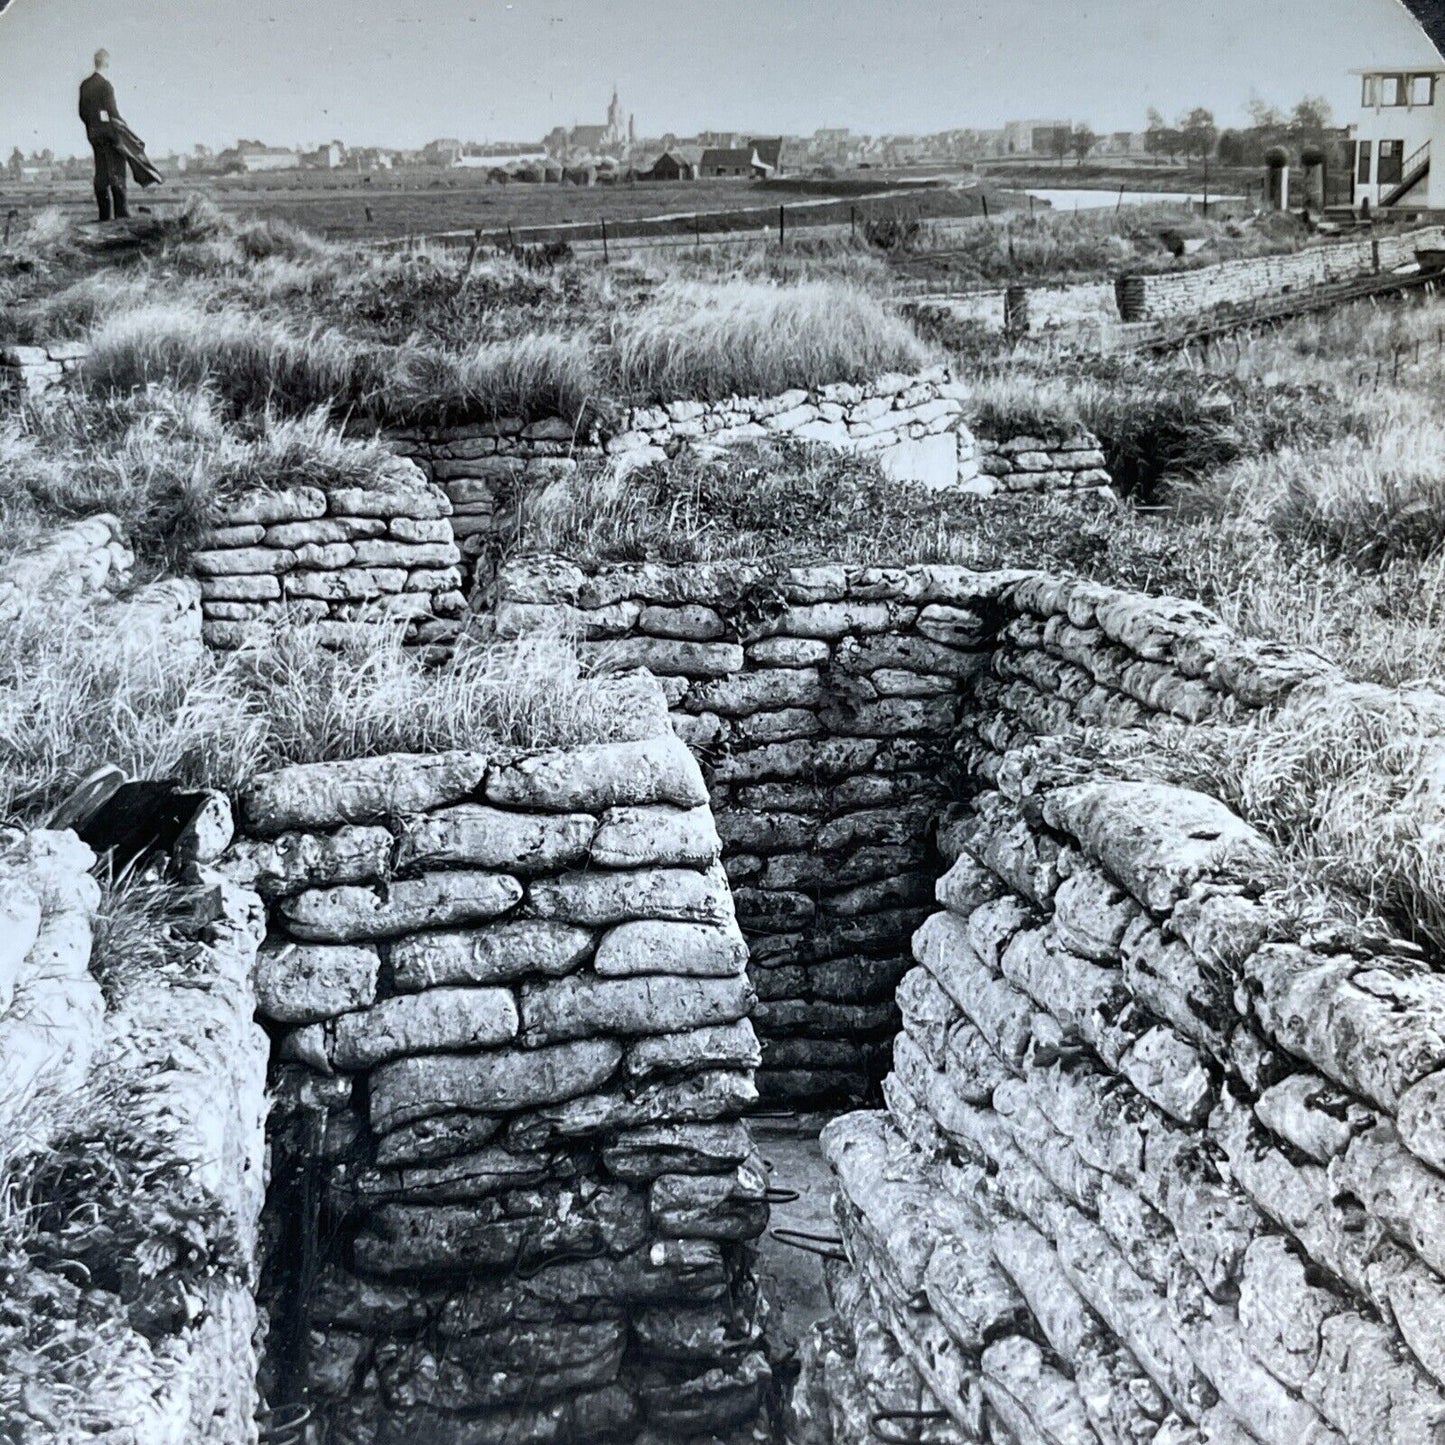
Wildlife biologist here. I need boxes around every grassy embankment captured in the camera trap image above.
[9,203,1445,953]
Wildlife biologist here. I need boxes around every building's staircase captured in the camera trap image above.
[1383,139,1430,206]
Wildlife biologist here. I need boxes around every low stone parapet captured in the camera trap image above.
[1116,224,1445,322]
[0,513,133,622]
[385,368,1073,564]
[0,339,90,398]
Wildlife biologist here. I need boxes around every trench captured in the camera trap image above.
[240,556,1016,1444]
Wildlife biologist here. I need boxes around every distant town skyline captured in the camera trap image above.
[0,0,1439,159]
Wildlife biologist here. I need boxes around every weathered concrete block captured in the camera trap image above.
[280,871,523,942]
[328,986,519,1069]
[390,920,594,990]
[593,919,749,978]
[1043,782,1276,913]
[253,941,379,1023]
[217,825,394,897]
[394,805,594,873]
[519,973,754,1046]
[527,862,733,927]
[369,1038,623,1131]
[590,804,720,869]
[243,752,487,833]
[485,733,707,812]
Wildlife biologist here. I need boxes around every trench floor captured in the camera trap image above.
[755,1128,834,1360]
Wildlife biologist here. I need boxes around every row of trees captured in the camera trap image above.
[1040,96,1338,169]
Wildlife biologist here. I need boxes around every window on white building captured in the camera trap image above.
[1410,74,1436,106]
[1357,139,1372,184]
[1363,75,1380,106]
[1382,74,1406,106]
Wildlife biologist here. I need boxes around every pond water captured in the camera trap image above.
[1025,187,1244,211]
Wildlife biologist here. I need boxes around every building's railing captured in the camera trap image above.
[1383,138,1431,206]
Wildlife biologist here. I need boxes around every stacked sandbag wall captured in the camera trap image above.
[798,578,1445,1444]
[1115,224,1445,321]
[494,559,1020,1109]
[190,460,467,652]
[0,512,133,622]
[970,433,1112,496]
[225,698,771,1443]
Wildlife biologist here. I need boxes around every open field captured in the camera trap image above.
[3,168,1016,244]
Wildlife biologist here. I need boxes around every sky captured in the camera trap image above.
[0,0,1439,158]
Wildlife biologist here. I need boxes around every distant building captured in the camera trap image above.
[547,88,635,160]
[303,141,344,169]
[422,139,464,166]
[1350,65,1445,209]
[748,137,785,175]
[644,150,696,181]
[456,149,549,170]
[699,146,764,178]
[237,143,300,173]
[1002,119,1072,156]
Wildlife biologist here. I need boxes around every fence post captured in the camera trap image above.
[601,217,609,264]
[779,205,786,249]
[850,205,856,240]
[1004,285,1031,337]
[695,216,701,250]
[981,192,989,220]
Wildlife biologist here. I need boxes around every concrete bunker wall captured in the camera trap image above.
[222,694,771,1442]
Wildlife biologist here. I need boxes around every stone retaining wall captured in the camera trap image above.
[225,691,770,1442]
[190,460,467,651]
[0,513,133,622]
[385,369,1109,565]
[0,339,90,398]
[1116,224,1445,322]
[972,434,1111,496]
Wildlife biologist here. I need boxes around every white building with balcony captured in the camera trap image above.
[1350,65,1445,210]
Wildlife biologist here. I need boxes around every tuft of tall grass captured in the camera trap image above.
[0,593,265,821]
[1257,427,1445,567]
[0,584,656,826]
[234,622,654,766]
[393,331,598,425]
[608,278,933,403]
[84,303,389,419]
[1150,683,1445,951]
[1,389,400,571]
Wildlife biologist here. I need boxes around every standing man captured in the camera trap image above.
[79,49,128,222]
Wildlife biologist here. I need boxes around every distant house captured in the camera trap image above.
[645,151,696,181]
[1002,119,1072,156]
[699,146,763,178]
[455,149,548,170]
[237,143,299,173]
[749,137,785,175]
